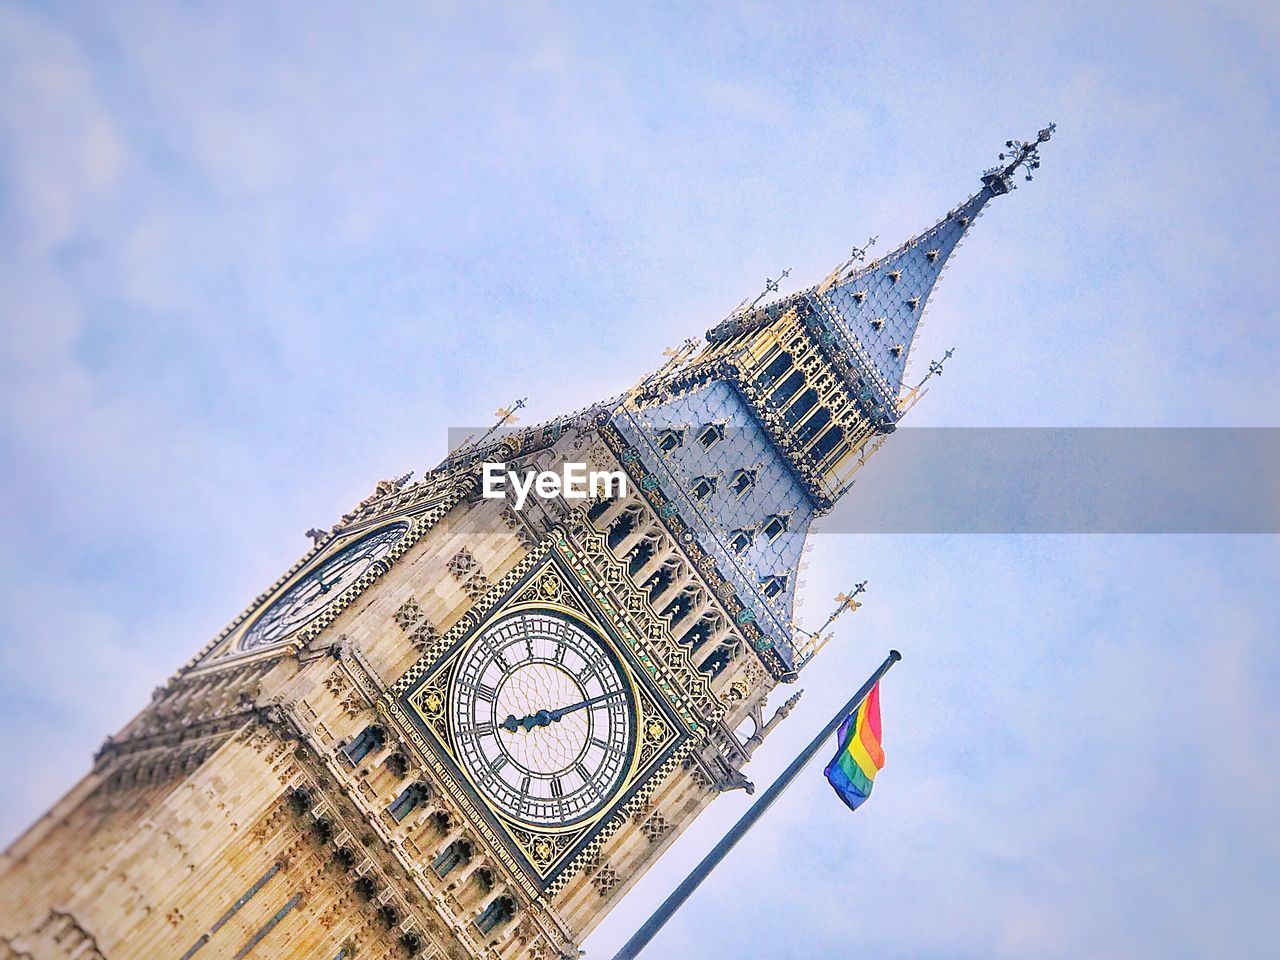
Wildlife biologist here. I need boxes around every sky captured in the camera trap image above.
[1,1,1278,958]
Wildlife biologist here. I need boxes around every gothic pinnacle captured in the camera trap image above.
[465,397,528,453]
[794,580,868,647]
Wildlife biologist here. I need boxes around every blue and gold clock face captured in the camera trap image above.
[449,610,636,827]
[239,521,411,652]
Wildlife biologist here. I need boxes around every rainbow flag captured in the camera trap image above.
[824,680,885,811]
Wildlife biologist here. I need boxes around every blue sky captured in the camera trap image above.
[1,1,1278,957]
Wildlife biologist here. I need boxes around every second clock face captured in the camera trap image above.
[239,521,411,652]
[449,610,636,827]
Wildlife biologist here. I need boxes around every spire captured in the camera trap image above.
[806,123,1056,409]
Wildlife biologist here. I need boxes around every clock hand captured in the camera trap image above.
[547,691,621,722]
[500,691,622,733]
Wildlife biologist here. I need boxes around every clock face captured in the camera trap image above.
[239,521,411,652]
[449,610,636,827]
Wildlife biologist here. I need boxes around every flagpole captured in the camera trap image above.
[610,649,902,960]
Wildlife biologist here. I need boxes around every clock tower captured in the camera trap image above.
[0,130,1051,960]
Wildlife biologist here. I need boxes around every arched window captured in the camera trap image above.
[682,613,718,650]
[700,643,735,678]
[384,751,409,778]
[432,839,473,879]
[625,537,656,577]
[428,810,451,835]
[607,506,641,551]
[388,783,430,823]
[475,895,517,935]
[643,560,679,601]
[586,496,612,523]
[661,586,700,623]
[343,725,385,764]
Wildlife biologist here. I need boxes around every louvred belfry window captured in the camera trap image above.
[754,351,794,390]
[796,407,832,445]
[783,388,819,427]
[811,425,846,464]
[770,370,806,407]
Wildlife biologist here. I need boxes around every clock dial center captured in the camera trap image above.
[495,662,590,774]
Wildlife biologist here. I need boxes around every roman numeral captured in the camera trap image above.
[550,777,563,799]
[573,762,601,799]
[473,681,497,701]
